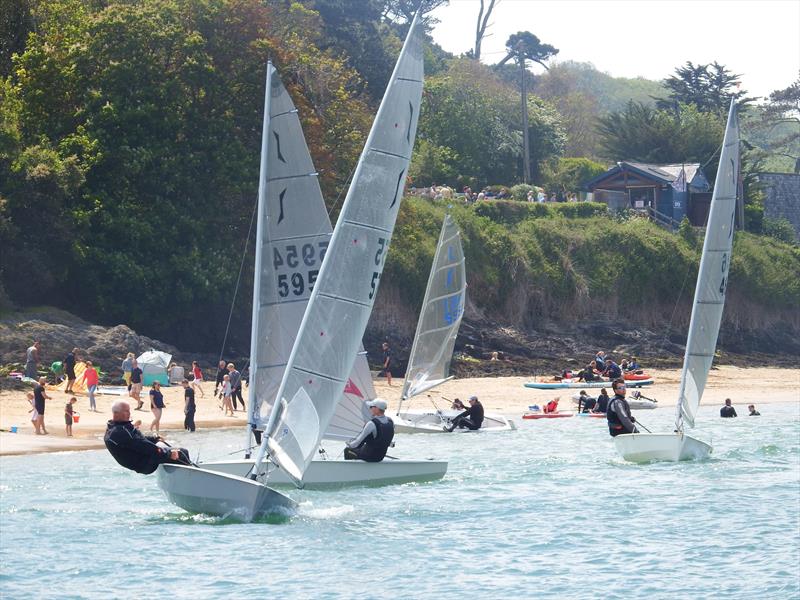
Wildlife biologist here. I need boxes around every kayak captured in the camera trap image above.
[623,371,652,381]
[524,378,654,390]
[522,412,574,420]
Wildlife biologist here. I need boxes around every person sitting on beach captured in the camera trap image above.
[577,391,596,413]
[594,351,606,372]
[544,397,560,414]
[576,363,597,382]
[603,360,622,380]
[593,388,610,414]
[445,396,484,431]
[627,357,641,371]
[620,359,629,371]
[104,400,192,475]
[748,404,760,416]
[451,398,466,410]
[606,379,637,437]
[720,398,737,418]
[344,399,394,462]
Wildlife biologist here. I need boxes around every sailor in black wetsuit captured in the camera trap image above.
[104,400,191,474]
[344,399,394,462]
[720,398,737,418]
[594,389,610,414]
[446,395,485,432]
[606,379,638,437]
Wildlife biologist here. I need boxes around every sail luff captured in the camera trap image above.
[244,63,273,456]
[254,13,425,484]
[675,99,739,430]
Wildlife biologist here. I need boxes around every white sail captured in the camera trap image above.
[675,99,739,429]
[400,214,466,401]
[246,64,376,446]
[257,15,424,482]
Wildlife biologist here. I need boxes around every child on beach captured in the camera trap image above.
[65,397,77,436]
[27,392,41,434]
[190,361,205,398]
[221,374,233,417]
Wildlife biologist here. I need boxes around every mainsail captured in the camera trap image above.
[255,14,424,482]
[400,213,466,402]
[675,99,739,430]
[246,63,374,450]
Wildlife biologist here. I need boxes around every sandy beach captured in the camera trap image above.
[1,365,798,456]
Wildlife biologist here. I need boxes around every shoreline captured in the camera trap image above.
[1,365,798,457]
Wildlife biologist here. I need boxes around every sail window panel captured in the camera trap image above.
[369,79,423,158]
[261,234,331,305]
[320,224,395,305]
[267,117,316,178]
[265,178,332,242]
[290,294,370,382]
[342,152,409,231]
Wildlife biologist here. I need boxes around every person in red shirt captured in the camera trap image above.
[190,361,205,398]
[544,397,560,414]
[82,361,100,412]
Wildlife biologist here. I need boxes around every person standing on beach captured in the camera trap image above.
[606,379,637,436]
[27,392,41,434]
[190,361,205,398]
[63,348,78,394]
[33,376,50,435]
[182,379,196,432]
[221,374,234,416]
[82,361,99,412]
[25,341,40,379]
[227,363,245,411]
[130,360,144,410]
[149,381,165,433]
[214,360,227,398]
[121,353,134,390]
[720,398,737,418]
[380,342,393,386]
[65,397,77,436]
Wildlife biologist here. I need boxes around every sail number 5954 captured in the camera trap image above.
[273,241,328,298]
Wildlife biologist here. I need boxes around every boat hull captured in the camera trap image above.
[522,412,574,420]
[614,432,712,463]
[393,409,516,433]
[199,458,448,489]
[525,378,653,390]
[156,464,296,521]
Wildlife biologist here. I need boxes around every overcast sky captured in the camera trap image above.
[430,0,800,100]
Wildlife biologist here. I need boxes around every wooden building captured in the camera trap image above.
[584,162,712,226]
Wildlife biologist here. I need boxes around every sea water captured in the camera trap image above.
[1,401,798,599]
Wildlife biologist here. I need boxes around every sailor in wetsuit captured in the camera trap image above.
[344,399,394,462]
[606,379,638,437]
[720,398,738,418]
[446,395,485,432]
[104,400,191,474]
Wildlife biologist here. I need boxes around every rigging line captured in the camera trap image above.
[218,194,259,364]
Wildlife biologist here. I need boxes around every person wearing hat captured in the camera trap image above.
[445,395,484,432]
[344,399,395,462]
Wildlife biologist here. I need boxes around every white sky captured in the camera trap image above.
[430,0,800,100]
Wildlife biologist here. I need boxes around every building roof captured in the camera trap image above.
[584,161,708,190]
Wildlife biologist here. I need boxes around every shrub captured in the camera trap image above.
[510,184,533,201]
[763,217,797,245]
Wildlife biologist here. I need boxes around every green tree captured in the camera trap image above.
[656,61,751,116]
[541,157,606,197]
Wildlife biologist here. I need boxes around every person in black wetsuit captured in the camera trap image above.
[63,347,78,394]
[344,399,394,462]
[593,388,610,414]
[748,404,760,416]
[182,379,196,432]
[577,391,596,413]
[104,400,191,474]
[720,398,737,418]
[446,395,484,432]
[606,379,638,437]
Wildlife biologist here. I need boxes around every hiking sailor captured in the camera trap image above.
[606,379,638,437]
[104,400,191,474]
[344,399,394,462]
[445,395,484,431]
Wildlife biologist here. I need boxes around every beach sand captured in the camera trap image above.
[1,366,798,456]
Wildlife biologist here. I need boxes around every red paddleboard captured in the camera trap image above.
[522,412,574,420]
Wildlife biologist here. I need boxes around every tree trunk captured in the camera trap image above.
[520,56,530,184]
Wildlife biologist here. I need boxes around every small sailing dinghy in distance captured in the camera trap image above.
[393,214,514,433]
[157,13,430,519]
[615,99,740,463]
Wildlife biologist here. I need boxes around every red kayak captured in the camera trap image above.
[623,371,652,381]
[523,412,574,420]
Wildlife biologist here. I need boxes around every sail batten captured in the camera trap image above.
[675,99,739,430]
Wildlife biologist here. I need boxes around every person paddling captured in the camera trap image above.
[606,379,638,437]
[344,399,394,462]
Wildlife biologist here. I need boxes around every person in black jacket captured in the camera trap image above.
[64,347,78,394]
[593,388,611,414]
[344,399,394,462]
[606,379,638,437]
[720,398,737,418]
[446,396,484,432]
[104,401,191,474]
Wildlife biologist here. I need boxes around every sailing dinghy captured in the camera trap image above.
[393,214,515,433]
[614,99,740,463]
[158,14,431,519]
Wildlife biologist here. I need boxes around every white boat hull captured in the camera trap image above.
[199,458,448,488]
[156,464,296,521]
[614,432,712,463]
[393,409,516,433]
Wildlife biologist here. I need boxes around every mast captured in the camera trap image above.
[244,62,272,457]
